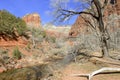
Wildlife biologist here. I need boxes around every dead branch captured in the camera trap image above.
[90,57,120,65]
[71,67,120,80]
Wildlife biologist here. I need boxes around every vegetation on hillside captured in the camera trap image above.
[0,10,27,40]
[12,47,22,60]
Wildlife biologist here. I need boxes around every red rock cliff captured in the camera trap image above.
[69,16,88,37]
[22,13,41,28]
[69,0,120,37]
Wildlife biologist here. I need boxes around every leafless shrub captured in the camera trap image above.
[108,28,120,51]
[27,27,46,48]
[75,31,101,52]
[55,37,67,48]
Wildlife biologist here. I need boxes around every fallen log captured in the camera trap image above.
[71,67,120,80]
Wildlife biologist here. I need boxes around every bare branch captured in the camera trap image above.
[61,9,98,20]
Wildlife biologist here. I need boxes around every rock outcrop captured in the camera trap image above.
[22,13,41,28]
[69,15,88,37]
[0,37,28,47]
[69,0,120,37]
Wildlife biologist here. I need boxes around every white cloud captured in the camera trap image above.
[50,0,70,8]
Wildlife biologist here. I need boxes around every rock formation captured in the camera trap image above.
[69,15,88,37]
[69,0,120,37]
[22,13,41,28]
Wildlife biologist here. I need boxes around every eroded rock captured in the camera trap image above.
[22,13,41,28]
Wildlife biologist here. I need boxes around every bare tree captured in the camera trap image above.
[50,0,118,58]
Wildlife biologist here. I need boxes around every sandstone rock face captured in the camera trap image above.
[69,15,88,37]
[22,13,41,28]
[69,0,120,37]
[105,0,120,15]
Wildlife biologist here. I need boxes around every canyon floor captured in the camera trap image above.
[0,43,120,80]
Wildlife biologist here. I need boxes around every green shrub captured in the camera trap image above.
[46,36,56,43]
[12,47,22,59]
[41,31,46,38]
[30,28,46,38]
[15,17,27,36]
[28,27,47,43]
[50,36,56,43]
[0,10,27,39]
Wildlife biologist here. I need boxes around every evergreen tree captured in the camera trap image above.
[0,10,27,40]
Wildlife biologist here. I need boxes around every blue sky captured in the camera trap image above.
[0,0,84,25]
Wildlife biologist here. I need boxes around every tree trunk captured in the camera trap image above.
[99,11,109,58]
[101,36,109,58]
[93,0,109,58]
